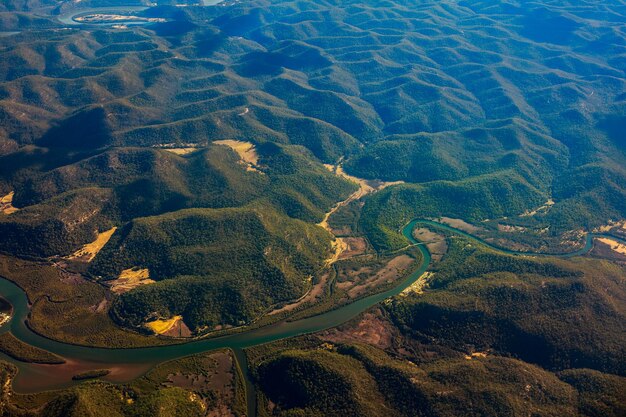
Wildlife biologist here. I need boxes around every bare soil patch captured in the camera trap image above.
[108,267,155,294]
[68,227,117,262]
[163,351,236,417]
[340,255,415,299]
[338,237,368,259]
[213,140,261,172]
[161,318,193,338]
[146,315,183,335]
[163,148,200,155]
[319,309,397,350]
[520,199,554,217]
[401,272,434,296]
[497,224,527,233]
[437,217,481,233]
[0,191,18,214]
[413,227,447,262]
[592,238,626,261]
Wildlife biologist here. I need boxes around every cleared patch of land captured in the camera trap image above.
[146,315,184,335]
[161,318,193,338]
[148,350,242,416]
[465,352,489,360]
[338,237,368,259]
[269,273,329,316]
[437,217,481,234]
[593,220,626,235]
[324,238,348,266]
[0,191,18,215]
[497,224,527,233]
[412,228,447,262]
[337,255,415,298]
[319,163,402,263]
[0,254,169,348]
[213,140,260,172]
[323,164,404,206]
[596,238,626,256]
[401,272,434,296]
[520,199,555,217]
[162,148,200,155]
[319,309,396,350]
[68,227,117,262]
[107,267,155,294]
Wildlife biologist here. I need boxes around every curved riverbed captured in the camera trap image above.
[0,221,429,393]
[0,219,623,394]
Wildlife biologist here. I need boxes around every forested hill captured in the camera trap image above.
[0,1,625,416]
[1,0,624,252]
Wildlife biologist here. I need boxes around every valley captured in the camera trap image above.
[1,219,624,414]
[0,0,624,416]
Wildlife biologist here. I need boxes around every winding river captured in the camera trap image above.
[0,219,624,412]
[0,221,428,391]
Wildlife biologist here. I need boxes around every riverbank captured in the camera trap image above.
[0,219,621,396]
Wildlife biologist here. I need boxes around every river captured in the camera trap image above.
[0,219,624,413]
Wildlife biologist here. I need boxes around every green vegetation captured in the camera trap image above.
[38,383,204,417]
[0,254,169,348]
[256,347,392,416]
[131,349,245,417]
[92,205,332,332]
[0,0,624,414]
[558,369,626,417]
[0,142,355,333]
[249,338,612,417]
[0,144,354,258]
[0,332,65,364]
[359,172,548,251]
[387,237,626,375]
[72,369,111,381]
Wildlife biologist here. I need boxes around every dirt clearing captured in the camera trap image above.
[163,148,200,155]
[0,191,18,214]
[68,227,117,262]
[412,228,447,262]
[213,140,260,172]
[108,268,155,294]
[438,217,481,234]
[146,315,183,335]
[596,238,626,256]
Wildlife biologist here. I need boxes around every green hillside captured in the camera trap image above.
[250,339,624,417]
[387,237,626,375]
[94,205,332,331]
[0,0,624,415]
